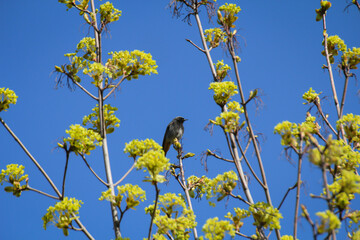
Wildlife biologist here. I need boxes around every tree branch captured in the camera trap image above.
[294,135,304,240]
[26,186,60,200]
[314,100,337,136]
[235,135,266,189]
[339,69,350,117]
[148,183,160,240]
[104,75,128,100]
[229,192,252,206]
[185,39,205,53]
[61,150,70,199]
[80,154,109,187]
[114,162,136,187]
[65,73,99,100]
[179,155,199,239]
[0,117,62,198]
[235,231,255,239]
[277,182,297,210]
[207,150,234,163]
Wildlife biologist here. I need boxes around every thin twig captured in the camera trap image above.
[166,232,175,240]
[179,156,199,239]
[80,154,108,187]
[26,186,60,200]
[314,100,337,136]
[294,135,304,240]
[89,0,121,237]
[62,150,70,199]
[0,117,62,198]
[339,69,350,117]
[72,213,95,240]
[65,73,99,100]
[148,183,160,240]
[321,6,347,144]
[321,13,341,118]
[207,150,234,163]
[114,162,136,187]
[301,204,317,240]
[235,231,254,239]
[235,135,266,189]
[277,182,297,210]
[321,153,336,240]
[185,39,205,53]
[228,37,273,206]
[103,75,128,100]
[229,192,252,206]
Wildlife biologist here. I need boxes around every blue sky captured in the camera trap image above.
[1,0,359,239]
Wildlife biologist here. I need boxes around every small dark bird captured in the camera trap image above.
[162,116,187,156]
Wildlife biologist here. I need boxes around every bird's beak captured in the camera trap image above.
[184,118,188,121]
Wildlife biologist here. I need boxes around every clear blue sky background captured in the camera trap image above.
[1,1,359,239]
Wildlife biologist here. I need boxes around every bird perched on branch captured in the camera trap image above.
[162,116,187,156]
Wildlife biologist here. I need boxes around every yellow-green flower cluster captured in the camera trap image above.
[225,208,250,231]
[146,193,196,240]
[99,184,146,210]
[136,150,170,183]
[201,217,235,240]
[100,2,122,23]
[62,124,102,155]
[274,114,320,148]
[76,37,97,61]
[83,62,107,86]
[328,170,360,210]
[302,87,322,104]
[42,197,83,236]
[322,35,347,64]
[249,202,282,231]
[124,138,169,183]
[0,87,18,112]
[337,114,360,146]
[281,236,297,240]
[342,47,360,70]
[82,104,120,134]
[0,164,28,197]
[315,1,331,21]
[209,81,238,106]
[124,139,163,158]
[316,210,341,234]
[187,171,238,207]
[338,142,360,171]
[214,60,231,81]
[217,3,241,30]
[107,50,158,81]
[204,28,227,48]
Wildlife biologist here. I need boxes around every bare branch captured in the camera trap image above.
[314,100,337,136]
[179,155,199,239]
[301,204,317,240]
[206,150,234,163]
[104,75,128,100]
[278,182,298,210]
[185,39,205,53]
[114,162,136,187]
[80,154,109,187]
[0,117,62,198]
[62,73,99,100]
[148,183,160,240]
[62,150,70,199]
[26,186,60,200]
[235,135,266,189]
[235,231,255,239]
[294,135,304,240]
[229,192,252,206]
[340,68,351,117]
